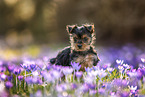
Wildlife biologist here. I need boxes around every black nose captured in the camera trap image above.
[77,44,82,48]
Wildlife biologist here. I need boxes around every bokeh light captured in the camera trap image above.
[4,0,18,6]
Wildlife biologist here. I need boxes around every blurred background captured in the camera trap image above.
[0,0,145,67]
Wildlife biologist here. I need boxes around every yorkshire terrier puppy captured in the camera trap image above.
[50,24,100,71]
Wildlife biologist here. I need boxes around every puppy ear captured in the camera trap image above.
[84,24,94,34]
[66,25,76,34]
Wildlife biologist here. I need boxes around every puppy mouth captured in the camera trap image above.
[72,42,90,51]
[74,44,86,51]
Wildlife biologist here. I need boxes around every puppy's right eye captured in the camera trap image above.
[73,37,77,42]
[83,37,88,42]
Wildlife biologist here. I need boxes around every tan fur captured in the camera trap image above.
[84,24,95,33]
[72,54,96,71]
[66,25,76,33]
[82,34,88,38]
[70,33,95,52]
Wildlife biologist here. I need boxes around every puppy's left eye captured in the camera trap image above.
[83,37,88,42]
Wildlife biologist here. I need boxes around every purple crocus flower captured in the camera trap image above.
[51,70,61,80]
[41,71,54,83]
[87,83,96,90]
[7,65,14,73]
[118,65,124,71]
[37,79,43,84]
[56,83,69,92]
[25,76,33,84]
[40,70,47,77]
[113,79,122,87]
[93,65,100,71]
[75,71,83,78]
[105,83,113,90]
[56,85,64,92]
[110,92,116,96]
[137,69,143,80]
[35,90,42,97]
[128,79,138,87]
[18,75,23,81]
[31,77,42,84]
[121,80,129,88]
[0,66,6,72]
[46,65,51,71]
[84,75,95,84]
[62,67,73,75]
[30,64,37,71]
[118,91,129,97]
[89,90,97,96]
[52,65,62,71]
[71,62,81,71]
[127,70,138,78]
[142,67,145,75]
[107,67,115,73]
[5,81,13,89]
[85,67,92,72]
[123,64,130,69]
[81,83,89,93]
[101,83,105,88]
[71,83,77,89]
[143,76,145,83]
[137,68,144,75]
[129,86,138,96]
[20,63,28,69]
[0,73,7,81]
[116,59,124,65]
[113,79,129,88]
[87,70,99,77]
[102,65,108,70]
[21,60,32,72]
[131,69,136,72]
[141,58,145,63]
[7,76,13,81]
[13,68,21,75]
[32,77,38,84]
[98,69,108,78]
[98,88,105,95]
[60,84,69,91]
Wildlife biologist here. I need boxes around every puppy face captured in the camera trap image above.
[66,24,95,51]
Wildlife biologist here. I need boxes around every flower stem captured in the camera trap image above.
[73,70,75,82]
[24,70,26,90]
[65,75,68,83]
[77,78,80,83]
[69,75,72,82]
[16,75,17,87]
